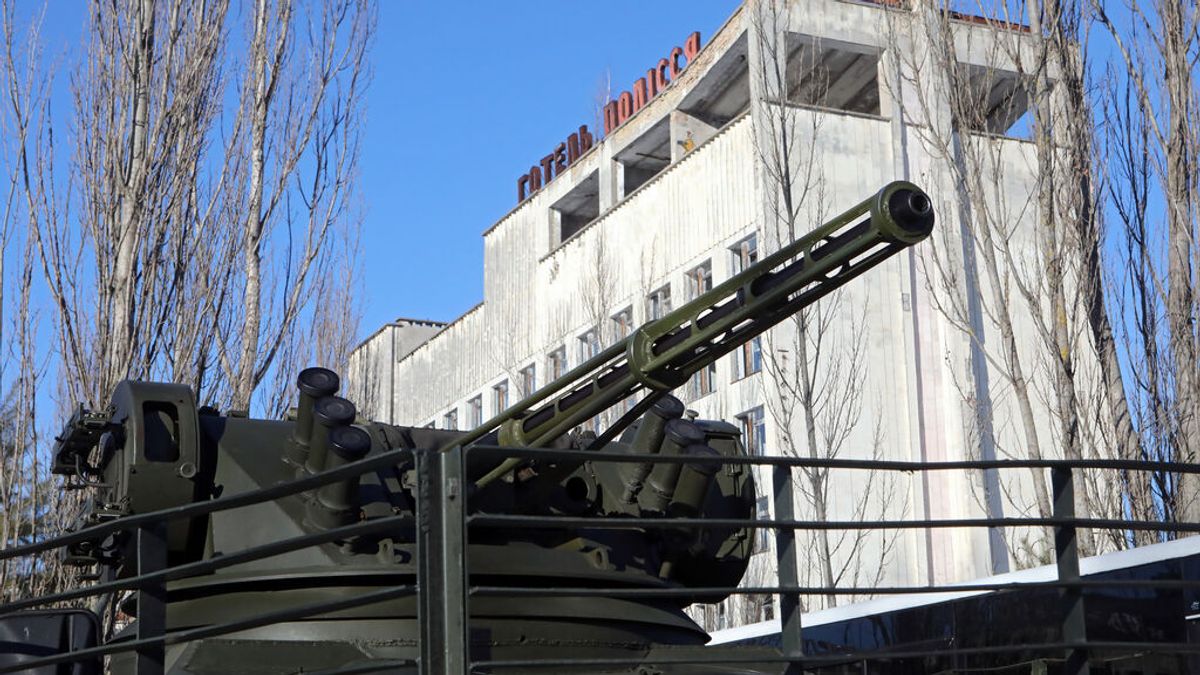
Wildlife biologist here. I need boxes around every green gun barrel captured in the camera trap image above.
[457,181,934,487]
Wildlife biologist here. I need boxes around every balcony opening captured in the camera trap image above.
[615,117,671,197]
[957,63,1031,137]
[551,170,600,244]
[785,34,882,116]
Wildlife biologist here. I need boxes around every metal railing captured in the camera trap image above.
[3,443,1200,674]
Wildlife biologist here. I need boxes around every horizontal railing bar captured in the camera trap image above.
[0,447,414,561]
[467,513,1200,533]
[5,445,1191,562]
[296,659,417,675]
[469,640,1200,668]
[464,445,1200,473]
[0,584,418,674]
[470,577,1200,598]
[0,514,415,614]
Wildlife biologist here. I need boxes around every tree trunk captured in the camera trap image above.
[107,0,156,400]
[1159,0,1200,523]
[235,0,279,410]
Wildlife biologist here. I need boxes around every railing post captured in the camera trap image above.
[135,521,167,675]
[1052,466,1088,675]
[416,446,469,674]
[772,464,802,673]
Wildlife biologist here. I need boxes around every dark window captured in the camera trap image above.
[552,171,601,244]
[647,285,672,321]
[687,260,713,300]
[737,406,766,455]
[493,380,509,413]
[786,36,881,116]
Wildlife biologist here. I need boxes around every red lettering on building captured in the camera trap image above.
[617,91,633,124]
[516,126,596,203]
[684,31,701,60]
[603,102,619,135]
[655,58,670,91]
[516,31,701,204]
[517,165,544,201]
[633,78,648,112]
[553,143,567,175]
[601,31,702,135]
[567,133,580,164]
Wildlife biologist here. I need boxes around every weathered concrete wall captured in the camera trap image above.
[351,0,1061,626]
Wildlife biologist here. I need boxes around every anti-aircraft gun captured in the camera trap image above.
[4,182,933,674]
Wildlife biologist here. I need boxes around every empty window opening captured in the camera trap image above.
[737,405,766,455]
[730,234,758,274]
[552,170,601,244]
[688,362,718,401]
[467,396,483,428]
[687,260,713,300]
[519,364,537,397]
[754,495,771,553]
[493,380,509,414]
[548,347,568,381]
[647,285,673,321]
[732,337,762,380]
[616,117,671,197]
[785,35,881,116]
[578,328,601,364]
[612,307,633,340]
[955,63,1031,137]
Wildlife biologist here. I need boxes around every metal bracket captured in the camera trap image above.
[135,522,168,675]
[416,446,469,674]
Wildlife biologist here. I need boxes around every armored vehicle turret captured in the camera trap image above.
[3,182,934,674]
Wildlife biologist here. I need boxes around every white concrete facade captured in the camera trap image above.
[351,0,1059,628]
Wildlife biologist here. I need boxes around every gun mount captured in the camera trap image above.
[35,182,934,673]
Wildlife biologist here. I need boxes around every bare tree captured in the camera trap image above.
[1094,0,1200,528]
[7,0,370,415]
[262,230,364,418]
[0,0,373,595]
[883,0,1198,558]
[225,0,373,412]
[882,1,1125,560]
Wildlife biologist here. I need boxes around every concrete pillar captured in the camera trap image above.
[598,146,621,211]
[669,110,718,162]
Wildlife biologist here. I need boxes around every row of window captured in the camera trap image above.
[433,235,768,441]
[437,399,761,452]
[704,593,775,633]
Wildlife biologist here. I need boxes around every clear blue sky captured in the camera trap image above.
[359,2,740,335]
[25,2,740,342]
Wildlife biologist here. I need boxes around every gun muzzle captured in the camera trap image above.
[304,396,357,476]
[887,187,935,238]
[289,367,340,465]
[308,425,372,530]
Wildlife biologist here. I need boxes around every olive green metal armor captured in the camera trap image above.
[48,182,935,673]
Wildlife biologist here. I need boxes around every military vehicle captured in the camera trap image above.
[0,181,934,674]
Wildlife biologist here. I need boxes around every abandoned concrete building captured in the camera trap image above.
[351,0,1050,630]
